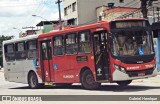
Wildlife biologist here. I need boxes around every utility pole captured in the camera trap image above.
[140,0,158,19]
[56,0,62,30]
[141,0,148,19]
[157,7,160,21]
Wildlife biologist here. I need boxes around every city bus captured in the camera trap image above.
[3,35,41,85]
[3,18,157,90]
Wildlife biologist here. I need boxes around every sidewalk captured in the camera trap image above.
[158,71,160,75]
[0,68,4,73]
[133,74,160,83]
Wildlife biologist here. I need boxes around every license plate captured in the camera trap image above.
[138,72,145,76]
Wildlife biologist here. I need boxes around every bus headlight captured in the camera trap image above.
[114,64,126,73]
[120,67,126,73]
[114,64,119,70]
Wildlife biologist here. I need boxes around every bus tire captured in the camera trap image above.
[116,80,132,88]
[28,72,39,89]
[81,70,100,90]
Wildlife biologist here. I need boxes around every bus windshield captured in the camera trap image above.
[111,30,154,56]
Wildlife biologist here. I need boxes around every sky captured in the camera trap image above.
[0,0,64,39]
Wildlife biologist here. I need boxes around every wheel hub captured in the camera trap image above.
[86,74,94,85]
[30,76,36,87]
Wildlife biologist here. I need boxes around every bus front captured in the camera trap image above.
[109,19,157,85]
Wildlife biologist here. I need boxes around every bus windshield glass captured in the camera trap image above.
[111,30,154,56]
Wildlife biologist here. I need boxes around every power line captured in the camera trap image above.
[107,1,139,14]
[24,1,46,27]
[56,0,62,30]
[26,0,55,27]
[0,3,41,7]
[79,1,141,26]
[106,1,140,18]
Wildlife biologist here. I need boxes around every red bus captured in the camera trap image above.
[4,18,157,90]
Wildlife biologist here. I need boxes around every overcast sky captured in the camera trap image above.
[0,0,64,38]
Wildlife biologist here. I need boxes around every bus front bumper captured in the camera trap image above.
[112,68,158,81]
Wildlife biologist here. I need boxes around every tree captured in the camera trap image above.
[0,35,14,67]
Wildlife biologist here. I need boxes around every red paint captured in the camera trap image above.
[36,19,155,83]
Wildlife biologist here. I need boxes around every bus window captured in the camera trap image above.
[4,44,15,61]
[66,33,78,55]
[27,40,38,59]
[79,31,91,53]
[42,42,48,59]
[42,41,52,60]
[15,42,27,60]
[28,40,37,50]
[53,36,64,56]
[112,30,154,56]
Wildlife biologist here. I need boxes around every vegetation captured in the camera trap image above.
[0,35,14,67]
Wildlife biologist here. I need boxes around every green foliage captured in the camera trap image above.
[0,35,14,67]
[0,35,14,43]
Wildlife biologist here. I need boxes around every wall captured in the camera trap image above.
[63,0,78,23]
[63,0,140,25]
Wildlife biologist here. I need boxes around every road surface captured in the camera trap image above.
[0,70,160,104]
[0,71,160,95]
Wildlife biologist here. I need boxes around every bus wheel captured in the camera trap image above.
[81,70,100,90]
[28,72,39,89]
[116,80,132,88]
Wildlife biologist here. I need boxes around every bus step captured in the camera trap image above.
[44,82,55,86]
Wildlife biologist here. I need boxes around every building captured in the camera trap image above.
[152,22,160,72]
[63,0,140,25]
[96,6,140,21]
[19,20,61,38]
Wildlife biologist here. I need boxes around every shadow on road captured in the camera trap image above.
[98,85,160,92]
[10,84,160,92]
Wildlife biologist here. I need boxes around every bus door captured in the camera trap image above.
[40,40,54,82]
[93,31,109,81]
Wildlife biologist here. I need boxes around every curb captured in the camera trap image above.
[0,69,4,73]
[132,74,160,83]
[132,80,144,83]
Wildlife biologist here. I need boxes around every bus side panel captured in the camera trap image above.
[3,54,9,81]
[76,54,96,81]
[53,55,75,83]
[109,54,116,81]
[53,54,95,83]
[23,60,43,84]
[3,60,24,83]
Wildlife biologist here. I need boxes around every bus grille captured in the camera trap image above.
[126,68,154,77]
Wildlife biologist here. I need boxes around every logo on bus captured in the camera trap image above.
[54,64,58,70]
[63,75,74,79]
[126,66,140,70]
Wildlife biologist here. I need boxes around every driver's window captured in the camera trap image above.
[112,30,153,56]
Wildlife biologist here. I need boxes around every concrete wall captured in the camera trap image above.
[63,0,78,22]
[155,37,160,72]
[112,0,140,7]
[77,0,109,25]
[63,0,140,25]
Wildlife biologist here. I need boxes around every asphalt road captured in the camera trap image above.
[0,71,160,96]
[0,71,160,104]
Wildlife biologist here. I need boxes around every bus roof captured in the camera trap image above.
[39,21,109,38]
[38,18,146,38]
[3,34,38,45]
